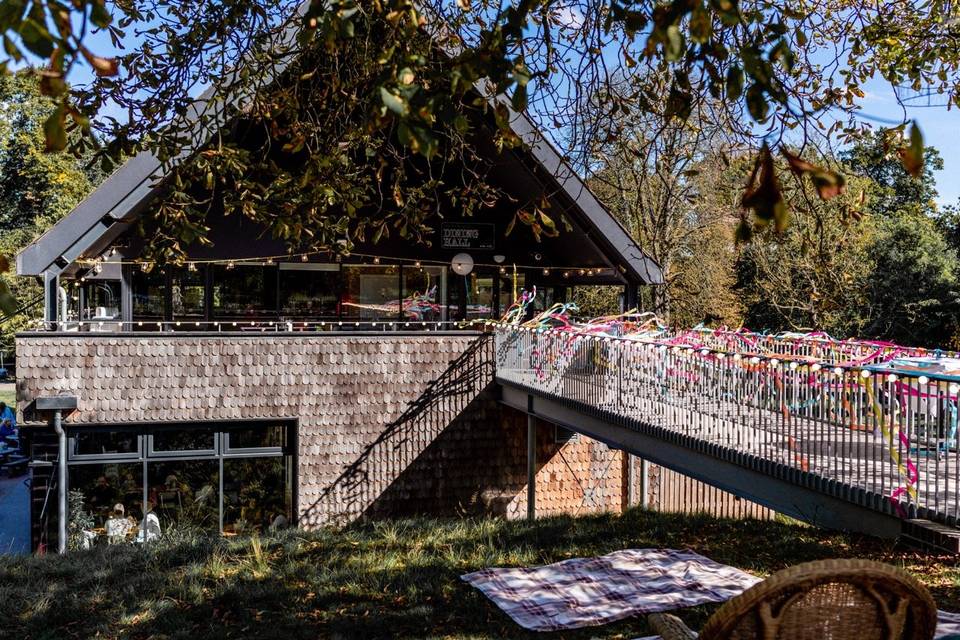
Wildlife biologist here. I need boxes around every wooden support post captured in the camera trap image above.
[527,412,536,521]
[641,458,651,509]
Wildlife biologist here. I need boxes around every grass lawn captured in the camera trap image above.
[2,510,959,639]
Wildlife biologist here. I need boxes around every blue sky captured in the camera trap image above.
[855,76,960,208]
[68,17,960,208]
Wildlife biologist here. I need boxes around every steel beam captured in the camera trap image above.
[500,383,903,538]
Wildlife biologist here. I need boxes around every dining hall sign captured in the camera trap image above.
[441,222,495,250]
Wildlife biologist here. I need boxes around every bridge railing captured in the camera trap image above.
[494,324,960,527]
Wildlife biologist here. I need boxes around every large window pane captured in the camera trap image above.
[171,266,205,319]
[132,268,165,319]
[83,281,122,321]
[341,265,399,321]
[223,457,292,534]
[465,273,495,320]
[226,424,287,450]
[69,463,144,546]
[71,430,139,458]
[279,263,339,318]
[147,460,220,532]
[498,272,525,318]
[151,427,216,453]
[401,266,445,322]
[212,264,277,317]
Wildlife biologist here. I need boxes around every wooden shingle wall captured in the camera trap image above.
[16,333,627,525]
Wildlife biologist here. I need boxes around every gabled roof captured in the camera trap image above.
[16,12,662,285]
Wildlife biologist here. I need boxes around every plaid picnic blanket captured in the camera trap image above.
[460,548,762,632]
[463,548,960,637]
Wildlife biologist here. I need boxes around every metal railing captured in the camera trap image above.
[495,325,960,527]
[23,318,479,333]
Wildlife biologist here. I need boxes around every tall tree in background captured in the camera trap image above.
[0,72,98,349]
[582,69,742,325]
[841,130,943,218]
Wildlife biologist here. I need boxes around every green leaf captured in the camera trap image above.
[511,84,527,111]
[665,25,684,62]
[379,86,409,117]
[0,280,15,316]
[726,65,743,101]
[19,19,54,58]
[745,84,768,122]
[91,2,112,28]
[900,121,924,178]
[43,103,67,152]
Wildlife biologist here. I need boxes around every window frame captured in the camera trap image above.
[64,420,297,535]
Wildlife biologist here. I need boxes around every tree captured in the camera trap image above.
[0,0,955,260]
[860,215,960,347]
[841,130,943,219]
[0,72,98,339]
[732,153,874,335]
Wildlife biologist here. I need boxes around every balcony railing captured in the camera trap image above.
[494,324,960,527]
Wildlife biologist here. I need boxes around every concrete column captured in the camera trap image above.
[641,458,651,509]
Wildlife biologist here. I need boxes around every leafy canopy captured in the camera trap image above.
[0,0,954,261]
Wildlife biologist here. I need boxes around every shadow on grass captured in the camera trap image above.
[1,510,957,639]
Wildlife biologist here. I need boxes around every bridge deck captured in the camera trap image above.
[495,329,960,529]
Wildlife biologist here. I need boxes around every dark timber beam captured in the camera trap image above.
[500,383,903,539]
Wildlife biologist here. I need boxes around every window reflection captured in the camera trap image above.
[226,424,287,450]
[223,457,292,534]
[341,265,400,321]
[151,428,216,453]
[132,268,165,319]
[212,264,277,317]
[69,463,144,533]
[147,460,220,532]
[465,273,495,320]
[401,266,445,322]
[72,430,138,457]
[171,267,205,319]
[279,263,339,318]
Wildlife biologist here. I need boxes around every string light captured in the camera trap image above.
[75,250,607,274]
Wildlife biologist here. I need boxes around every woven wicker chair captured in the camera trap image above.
[648,559,938,640]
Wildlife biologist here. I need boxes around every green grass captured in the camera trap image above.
[2,510,959,639]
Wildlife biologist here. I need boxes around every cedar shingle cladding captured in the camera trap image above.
[16,333,493,523]
[16,332,630,524]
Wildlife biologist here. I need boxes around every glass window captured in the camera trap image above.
[499,272,525,318]
[150,428,217,453]
[83,281,122,321]
[69,462,144,542]
[226,424,287,450]
[212,264,277,317]
[223,457,292,534]
[151,427,216,454]
[71,430,139,458]
[171,266,205,319]
[132,267,166,319]
[279,263,339,318]
[401,266,445,322]
[465,272,495,320]
[147,460,220,532]
[65,422,293,541]
[340,265,400,321]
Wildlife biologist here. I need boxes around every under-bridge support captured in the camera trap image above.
[500,384,904,539]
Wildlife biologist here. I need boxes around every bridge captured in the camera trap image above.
[492,320,960,546]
